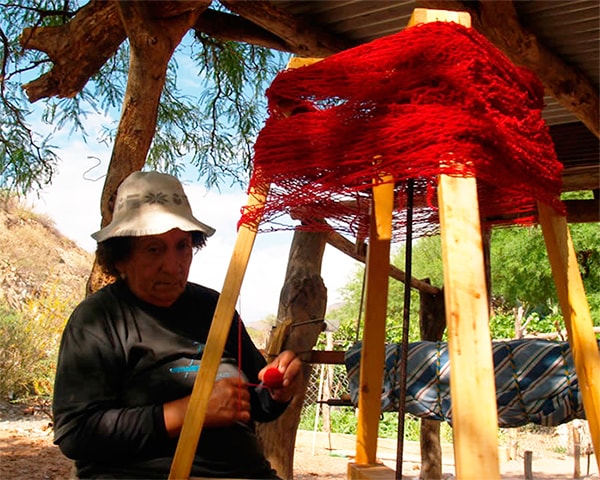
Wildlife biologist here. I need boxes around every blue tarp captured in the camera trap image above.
[345,339,597,427]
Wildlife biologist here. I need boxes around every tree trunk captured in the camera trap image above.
[257,229,329,479]
[86,1,208,295]
[419,282,446,480]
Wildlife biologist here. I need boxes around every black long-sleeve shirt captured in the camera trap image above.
[53,280,286,479]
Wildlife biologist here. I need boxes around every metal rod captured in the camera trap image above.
[396,179,414,479]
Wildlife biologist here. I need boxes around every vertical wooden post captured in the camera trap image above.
[407,7,501,480]
[537,201,600,472]
[573,424,581,479]
[350,9,480,480]
[524,450,533,479]
[354,176,394,466]
[169,185,268,480]
[438,175,500,479]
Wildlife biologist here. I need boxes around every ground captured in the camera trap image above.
[1,400,598,480]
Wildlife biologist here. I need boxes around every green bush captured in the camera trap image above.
[0,284,74,400]
[299,404,455,443]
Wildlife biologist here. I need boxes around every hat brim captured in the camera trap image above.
[91,210,215,243]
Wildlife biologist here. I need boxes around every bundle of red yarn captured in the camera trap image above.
[241,22,563,242]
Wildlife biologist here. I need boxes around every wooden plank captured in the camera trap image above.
[170,54,319,478]
[351,8,486,479]
[537,201,600,471]
[409,6,471,25]
[327,230,441,295]
[348,462,396,479]
[308,350,346,364]
[438,174,500,479]
[169,185,268,480]
[412,8,501,480]
[353,176,394,466]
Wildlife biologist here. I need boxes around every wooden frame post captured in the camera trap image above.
[405,9,502,480]
[169,55,326,479]
[169,184,268,480]
[538,201,600,471]
[351,176,394,471]
[438,174,500,479]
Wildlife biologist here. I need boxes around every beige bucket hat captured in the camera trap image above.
[91,171,216,242]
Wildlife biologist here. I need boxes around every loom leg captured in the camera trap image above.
[438,174,500,480]
[538,201,600,472]
[169,185,268,480]
[350,177,394,476]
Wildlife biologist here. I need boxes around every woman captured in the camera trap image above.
[53,171,302,479]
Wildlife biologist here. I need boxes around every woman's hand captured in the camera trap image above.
[259,350,303,403]
[204,377,251,427]
[163,377,251,437]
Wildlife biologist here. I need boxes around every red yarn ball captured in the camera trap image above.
[262,368,284,389]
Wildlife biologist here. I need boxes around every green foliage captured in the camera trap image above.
[328,219,599,345]
[299,405,455,443]
[491,226,557,312]
[0,1,289,194]
[325,236,445,350]
[0,283,76,400]
[491,222,600,327]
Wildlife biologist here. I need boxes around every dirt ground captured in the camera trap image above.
[1,400,598,480]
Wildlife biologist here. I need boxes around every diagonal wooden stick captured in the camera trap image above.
[538,200,600,472]
[170,54,322,480]
[438,174,500,479]
[169,184,268,480]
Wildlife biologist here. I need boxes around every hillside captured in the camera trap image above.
[0,195,93,311]
[0,195,273,347]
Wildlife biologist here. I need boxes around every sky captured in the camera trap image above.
[19,33,363,325]
[26,119,361,325]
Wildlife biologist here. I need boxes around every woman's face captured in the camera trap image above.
[116,228,194,307]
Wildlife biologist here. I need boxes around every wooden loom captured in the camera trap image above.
[169,8,600,480]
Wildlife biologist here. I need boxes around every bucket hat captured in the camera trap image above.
[91,171,216,242]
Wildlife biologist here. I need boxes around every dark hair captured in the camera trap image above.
[96,231,207,278]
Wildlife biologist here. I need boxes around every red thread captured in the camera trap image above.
[240,22,564,240]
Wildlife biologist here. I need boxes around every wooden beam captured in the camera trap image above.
[220,0,353,57]
[562,166,600,194]
[169,184,268,479]
[308,349,346,365]
[418,0,599,137]
[438,174,500,480]
[409,7,500,479]
[348,463,396,479]
[353,177,394,466]
[564,198,600,223]
[327,230,441,295]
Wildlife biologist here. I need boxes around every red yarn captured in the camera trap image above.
[241,22,564,241]
[262,368,284,389]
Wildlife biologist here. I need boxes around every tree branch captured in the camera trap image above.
[19,0,125,102]
[327,230,441,295]
[193,8,291,52]
[219,0,353,57]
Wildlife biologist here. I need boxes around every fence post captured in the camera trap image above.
[524,450,533,479]
[573,423,581,479]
